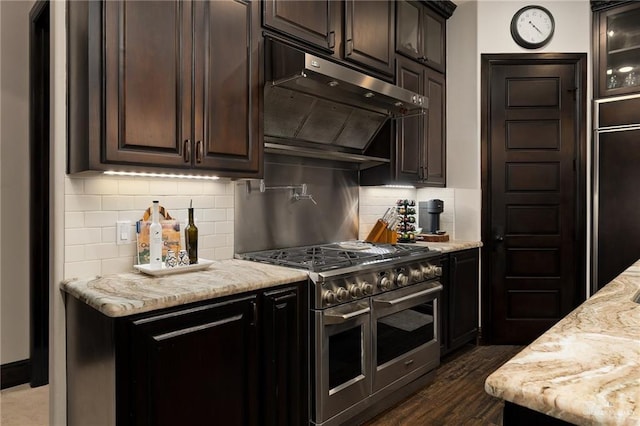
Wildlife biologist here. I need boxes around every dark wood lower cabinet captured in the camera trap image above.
[66,282,307,426]
[440,249,480,357]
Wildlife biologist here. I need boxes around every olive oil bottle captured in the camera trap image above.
[185,201,198,264]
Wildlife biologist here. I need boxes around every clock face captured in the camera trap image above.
[511,6,555,49]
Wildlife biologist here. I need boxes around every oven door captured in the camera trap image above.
[371,280,442,392]
[313,300,371,424]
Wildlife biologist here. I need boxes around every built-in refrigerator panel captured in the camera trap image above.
[593,94,640,292]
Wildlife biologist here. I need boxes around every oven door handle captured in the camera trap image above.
[373,284,443,307]
[323,307,371,325]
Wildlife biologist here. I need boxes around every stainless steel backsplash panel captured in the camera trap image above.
[235,156,359,253]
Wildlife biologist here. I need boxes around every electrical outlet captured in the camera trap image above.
[116,220,131,245]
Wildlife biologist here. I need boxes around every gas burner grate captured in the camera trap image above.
[240,242,432,272]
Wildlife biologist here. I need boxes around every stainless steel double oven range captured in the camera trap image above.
[242,242,442,425]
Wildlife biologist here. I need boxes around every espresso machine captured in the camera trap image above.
[419,199,444,234]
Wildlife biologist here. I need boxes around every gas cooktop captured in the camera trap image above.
[240,241,432,272]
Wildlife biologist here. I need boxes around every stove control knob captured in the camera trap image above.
[378,276,392,291]
[396,273,409,286]
[336,287,349,302]
[434,266,443,277]
[348,284,363,298]
[323,290,337,305]
[362,282,374,295]
[411,269,423,282]
[423,265,435,278]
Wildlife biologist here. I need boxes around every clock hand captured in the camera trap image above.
[528,21,543,35]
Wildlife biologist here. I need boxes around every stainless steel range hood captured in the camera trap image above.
[264,39,427,165]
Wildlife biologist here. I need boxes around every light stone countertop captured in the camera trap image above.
[485,260,640,425]
[61,259,309,318]
[416,239,483,253]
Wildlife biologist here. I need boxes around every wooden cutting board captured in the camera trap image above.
[417,233,450,242]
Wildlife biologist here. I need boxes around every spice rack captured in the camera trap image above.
[396,199,417,243]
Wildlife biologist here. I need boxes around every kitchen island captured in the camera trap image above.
[485,260,640,425]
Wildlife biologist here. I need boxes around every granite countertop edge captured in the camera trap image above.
[484,260,640,425]
[61,259,309,318]
[417,239,483,253]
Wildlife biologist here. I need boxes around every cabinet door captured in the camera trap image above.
[396,1,423,61]
[448,249,479,351]
[344,0,394,76]
[129,296,259,426]
[263,0,336,52]
[596,2,640,98]
[423,67,446,186]
[396,56,424,182]
[422,6,446,73]
[103,1,192,167]
[193,0,262,175]
[261,285,306,426]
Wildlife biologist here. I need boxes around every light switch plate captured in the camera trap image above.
[116,220,131,245]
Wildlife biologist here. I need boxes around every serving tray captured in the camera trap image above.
[134,258,215,276]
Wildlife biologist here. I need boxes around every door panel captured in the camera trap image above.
[396,57,423,181]
[424,67,446,185]
[103,1,191,166]
[263,0,334,51]
[344,0,394,75]
[193,0,261,173]
[484,57,586,344]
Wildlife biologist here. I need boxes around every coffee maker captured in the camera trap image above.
[419,199,444,234]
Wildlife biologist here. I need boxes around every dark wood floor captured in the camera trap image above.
[364,344,523,426]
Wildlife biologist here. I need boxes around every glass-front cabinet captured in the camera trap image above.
[595,1,640,98]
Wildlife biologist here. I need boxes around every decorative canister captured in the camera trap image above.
[165,250,178,268]
[178,249,190,266]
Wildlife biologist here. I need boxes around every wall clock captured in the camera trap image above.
[510,5,555,49]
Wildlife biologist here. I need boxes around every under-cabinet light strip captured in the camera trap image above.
[104,171,220,180]
[383,184,415,189]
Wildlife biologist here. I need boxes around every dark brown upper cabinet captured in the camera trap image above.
[343,0,395,76]
[68,0,262,178]
[593,1,640,98]
[395,56,446,187]
[396,1,448,74]
[263,0,337,53]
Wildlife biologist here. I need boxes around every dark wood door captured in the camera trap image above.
[448,249,479,350]
[261,285,306,426]
[130,296,259,426]
[344,0,394,76]
[263,0,335,52]
[423,67,446,186]
[193,0,262,174]
[482,55,586,344]
[103,1,192,167]
[395,56,423,183]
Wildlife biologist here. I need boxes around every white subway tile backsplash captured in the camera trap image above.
[202,209,227,222]
[66,228,102,246]
[215,195,233,208]
[65,245,85,263]
[85,243,120,260]
[65,260,101,280]
[64,176,236,277]
[103,196,136,211]
[65,212,85,229]
[118,180,150,195]
[148,180,178,196]
[65,195,102,212]
[84,178,119,195]
[84,211,119,227]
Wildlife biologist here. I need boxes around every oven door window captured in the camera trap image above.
[376,302,435,365]
[329,326,363,390]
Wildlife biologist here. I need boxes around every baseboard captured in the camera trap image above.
[1,359,30,390]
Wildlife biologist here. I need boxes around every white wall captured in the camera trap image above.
[446,0,592,241]
[0,0,35,366]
